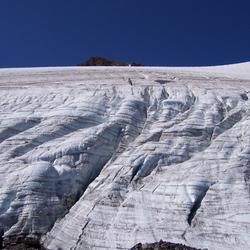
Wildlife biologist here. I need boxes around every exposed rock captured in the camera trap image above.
[77,56,143,66]
[0,63,250,250]
[3,242,41,250]
[2,236,41,250]
[131,240,202,250]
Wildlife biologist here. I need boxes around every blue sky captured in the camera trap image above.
[0,0,250,67]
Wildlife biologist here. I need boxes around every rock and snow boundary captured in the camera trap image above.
[0,62,250,249]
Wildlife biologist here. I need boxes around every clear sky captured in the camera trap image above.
[0,0,250,68]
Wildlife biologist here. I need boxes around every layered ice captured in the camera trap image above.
[0,63,250,249]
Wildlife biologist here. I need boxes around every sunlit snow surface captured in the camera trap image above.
[0,63,250,249]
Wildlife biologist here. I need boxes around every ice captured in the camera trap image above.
[0,63,250,249]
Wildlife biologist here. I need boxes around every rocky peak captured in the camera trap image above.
[77,56,144,66]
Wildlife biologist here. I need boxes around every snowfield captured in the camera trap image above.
[0,63,250,249]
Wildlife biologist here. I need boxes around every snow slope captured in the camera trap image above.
[0,62,250,249]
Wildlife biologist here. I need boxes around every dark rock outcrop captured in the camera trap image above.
[77,56,143,66]
[2,241,41,250]
[130,241,203,250]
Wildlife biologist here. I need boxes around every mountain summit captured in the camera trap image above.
[77,56,144,66]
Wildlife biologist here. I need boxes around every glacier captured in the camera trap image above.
[0,63,250,249]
